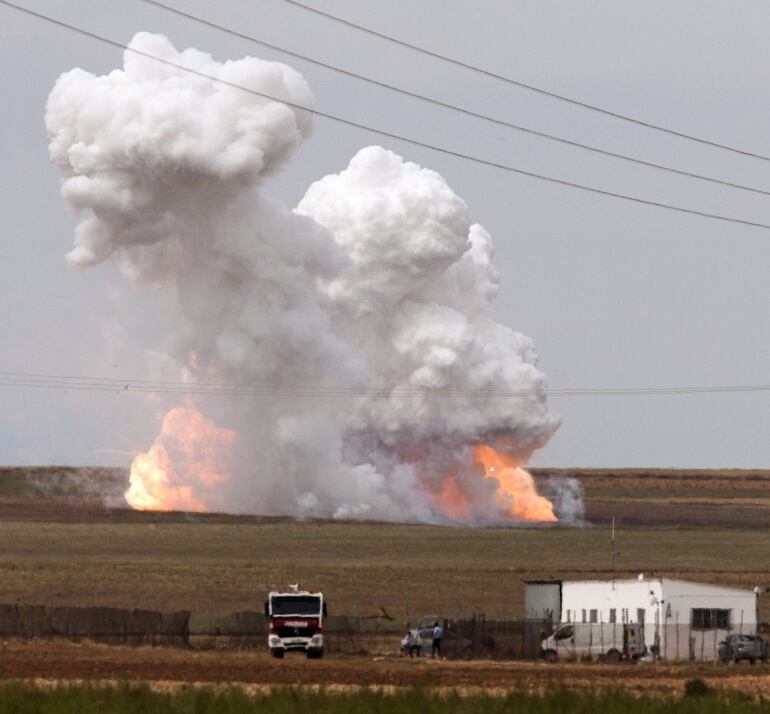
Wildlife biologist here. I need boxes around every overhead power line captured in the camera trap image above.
[137,0,770,198]
[282,0,770,163]
[4,0,770,231]
[0,370,768,399]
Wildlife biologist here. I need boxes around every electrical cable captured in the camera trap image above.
[3,0,770,231]
[0,370,767,399]
[136,0,770,198]
[281,0,770,162]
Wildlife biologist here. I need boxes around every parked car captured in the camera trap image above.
[540,623,647,663]
[718,634,769,664]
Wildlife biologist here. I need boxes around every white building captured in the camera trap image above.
[526,577,758,661]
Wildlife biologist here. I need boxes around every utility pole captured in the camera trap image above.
[611,516,618,590]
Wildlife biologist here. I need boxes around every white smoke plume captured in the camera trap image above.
[543,475,586,524]
[46,33,565,523]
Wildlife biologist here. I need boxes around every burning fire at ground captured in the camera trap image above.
[127,409,556,523]
[125,407,235,512]
[438,446,557,523]
[474,445,557,522]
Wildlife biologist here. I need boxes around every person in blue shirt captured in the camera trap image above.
[432,621,443,658]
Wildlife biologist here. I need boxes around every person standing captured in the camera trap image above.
[400,631,411,657]
[432,620,443,658]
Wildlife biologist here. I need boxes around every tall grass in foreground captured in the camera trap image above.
[0,683,767,714]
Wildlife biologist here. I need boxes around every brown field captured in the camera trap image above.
[531,466,770,528]
[0,640,769,698]
[1,510,768,618]
[0,467,768,620]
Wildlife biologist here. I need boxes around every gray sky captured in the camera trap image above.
[1,0,768,469]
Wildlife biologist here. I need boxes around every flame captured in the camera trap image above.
[438,475,469,519]
[474,444,557,522]
[125,408,556,523]
[125,407,235,512]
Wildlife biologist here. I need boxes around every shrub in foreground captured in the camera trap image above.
[0,683,767,714]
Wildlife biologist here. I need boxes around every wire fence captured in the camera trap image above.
[0,601,765,661]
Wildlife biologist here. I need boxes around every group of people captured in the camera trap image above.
[400,621,443,658]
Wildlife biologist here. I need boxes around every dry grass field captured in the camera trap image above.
[0,513,768,616]
[531,467,770,527]
[0,466,768,621]
[1,640,770,698]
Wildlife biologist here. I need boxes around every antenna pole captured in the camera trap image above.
[611,516,616,590]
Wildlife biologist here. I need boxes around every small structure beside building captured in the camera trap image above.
[525,577,758,661]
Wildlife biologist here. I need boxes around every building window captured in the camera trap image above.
[691,609,731,629]
[637,608,645,624]
[622,608,629,623]
[589,609,598,623]
[609,609,616,623]
[566,610,571,623]
[581,609,587,623]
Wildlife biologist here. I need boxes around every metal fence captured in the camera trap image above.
[0,602,763,661]
[0,604,189,645]
[440,616,546,659]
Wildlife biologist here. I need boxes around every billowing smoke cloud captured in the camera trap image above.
[46,33,566,523]
[543,475,586,524]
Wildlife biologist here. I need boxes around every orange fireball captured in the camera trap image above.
[474,444,556,522]
[438,475,470,519]
[125,407,235,512]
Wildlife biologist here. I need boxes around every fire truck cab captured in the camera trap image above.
[264,587,326,659]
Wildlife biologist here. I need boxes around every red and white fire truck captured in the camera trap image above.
[264,586,326,658]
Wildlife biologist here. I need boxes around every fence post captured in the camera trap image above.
[208,594,213,643]
[600,618,604,656]
[700,624,705,662]
[356,596,361,632]
[675,612,679,661]
[522,619,527,659]
[458,618,463,659]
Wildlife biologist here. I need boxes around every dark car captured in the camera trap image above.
[718,634,769,664]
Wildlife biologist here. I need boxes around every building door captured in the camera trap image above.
[623,624,645,659]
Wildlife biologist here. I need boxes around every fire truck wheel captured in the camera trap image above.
[271,649,285,659]
[543,649,558,663]
[605,649,621,664]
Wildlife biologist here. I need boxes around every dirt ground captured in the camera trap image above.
[0,641,768,698]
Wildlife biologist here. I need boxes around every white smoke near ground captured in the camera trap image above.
[45,32,571,523]
[543,475,586,524]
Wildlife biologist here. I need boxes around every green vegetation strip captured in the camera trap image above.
[0,682,767,713]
